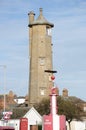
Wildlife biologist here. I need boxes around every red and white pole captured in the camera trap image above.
[50,87,58,115]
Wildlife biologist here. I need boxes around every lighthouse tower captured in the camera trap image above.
[28,8,54,105]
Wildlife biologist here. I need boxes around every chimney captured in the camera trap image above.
[62,88,68,97]
[39,8,43,15]
[28,11,35,24]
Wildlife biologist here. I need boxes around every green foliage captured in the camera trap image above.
[57,96,82,122]
[11,108,29,119]
[34,98,50,116]
[34,96,83,122]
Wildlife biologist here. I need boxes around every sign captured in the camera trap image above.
[3,111,12,120]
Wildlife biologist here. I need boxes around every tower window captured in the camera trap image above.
[39,57,45,65]
[46,28,52,36]
[40,88,46,96]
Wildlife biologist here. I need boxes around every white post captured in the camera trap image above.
[3,65,6,113]
[0,65,6,113]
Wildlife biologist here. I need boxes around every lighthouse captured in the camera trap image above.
[28,8,54,105]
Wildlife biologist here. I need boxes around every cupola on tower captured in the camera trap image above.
[28,8,54,105]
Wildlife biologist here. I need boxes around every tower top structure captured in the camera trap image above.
[28,8,54,27]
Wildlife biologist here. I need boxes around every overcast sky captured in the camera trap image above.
[0,0,86,101]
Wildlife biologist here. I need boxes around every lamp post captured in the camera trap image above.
[0,65,6,113]
[44,70,57,84]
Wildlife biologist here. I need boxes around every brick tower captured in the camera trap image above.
[28,8,54,105]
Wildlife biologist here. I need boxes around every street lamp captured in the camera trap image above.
[0,65,6,113]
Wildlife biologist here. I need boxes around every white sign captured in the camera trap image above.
[3,111,12,120]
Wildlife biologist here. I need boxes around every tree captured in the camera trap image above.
[57,96,82,121]
[34,96,83,130]
[0,98,4,110]
[34,98,50,115]
[11,108,29,119]
[57,96,82,130]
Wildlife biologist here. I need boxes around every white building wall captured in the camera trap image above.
[14,98,25,104]
[66,122,69,130]
[24,107,42,125]
[0,119,20,130]
[74,121,85,130]
[66,121,86,130]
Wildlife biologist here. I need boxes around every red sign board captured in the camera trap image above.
[60,115,66,130]
[43,115,52,130]
[20,118,28,130]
